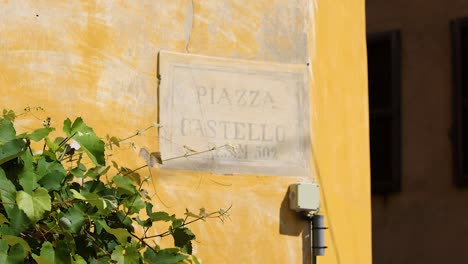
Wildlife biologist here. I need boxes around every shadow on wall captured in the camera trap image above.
[279,190,311,264]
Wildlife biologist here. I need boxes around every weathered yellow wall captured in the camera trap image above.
[0,0,370,263]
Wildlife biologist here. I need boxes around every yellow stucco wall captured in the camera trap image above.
[0,0,370,263]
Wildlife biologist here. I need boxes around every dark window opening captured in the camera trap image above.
[451,17,468,187]
[367,31,401,194]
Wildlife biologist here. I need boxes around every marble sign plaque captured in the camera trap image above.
[158,51,311,177]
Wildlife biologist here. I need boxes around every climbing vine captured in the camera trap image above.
[0,108,229,263]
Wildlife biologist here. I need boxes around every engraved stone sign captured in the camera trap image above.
[158,51,311,177]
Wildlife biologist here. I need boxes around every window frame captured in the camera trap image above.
[451,17,468,187]
[367,30,402,194]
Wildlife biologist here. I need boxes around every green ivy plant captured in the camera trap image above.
[0,109,229,264]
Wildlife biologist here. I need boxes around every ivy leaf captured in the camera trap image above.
[198,207,208,218]
[0,225,16,236]
[37,165,66,191]
[16,188,51,222]
[75,192,114,215]
[111,160,119,170]
[0,168,29,234]
[102,195,118,210]
[0,241,27,264]
[1,235,31,253]
[0,170,31,234]
[44,137,60,153]
[55,240,71,264]
[2,110,15,122]
[150,212,176,222]
[70,189,87,200]
[171,218,184,229]
[145,202,153,216]
[0,139,26,165]
[134,216,152,228]
[20,148,34,170]
[82,193,107,212]
[111,245,141,264]
[19,170,39,194]
[150,152,163,165]
[9,244,27,263]
[96,220,132,246]
[0,119,16,144]
[29,128,55,142]
[89,256,111,264]
[72,254,87,264]
[70,163,86,178]
[113,175,136,194]
[63,205,86,233]
[191,255,201,264]
[36,158,65,179]
[82,180,106,194]
[144,248,188,264]
[143,249,158,263]
[184,208,200,219]
[78,193,117,212]
[119,167,141,185]
[117,212,134,230]
[0,240,8,263]
[63,118,105,166]
[84,166,109,180]
[0,168,17,216]
[32,241,55,264]
[0,213,9,225]
[7,207,30,235]
[172,227,195,254]
[139,148,162,169]
[109,136,121,148]
[123,195,145,215]
[107,228,132,246]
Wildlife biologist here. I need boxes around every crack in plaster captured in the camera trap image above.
[184,0,194,53]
